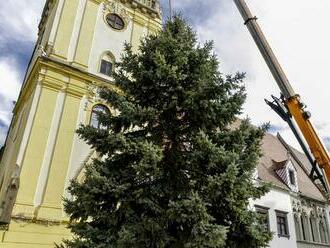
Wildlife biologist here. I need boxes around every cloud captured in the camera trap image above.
[0,0,45,70]
[166,0,330,152]
[0,0,45,145]
[0,0,44,46]
[0,132,6,148]
[0,0,329,153]
[0,57,22,145]
[0,58,21,102]
[268,124,289,134]
[324,137,330,151]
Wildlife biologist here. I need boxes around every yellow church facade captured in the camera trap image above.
[0,0,161,247]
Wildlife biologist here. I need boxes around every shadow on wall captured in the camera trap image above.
[0,146,4,163]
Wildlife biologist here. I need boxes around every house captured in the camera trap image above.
[0,0,162,246]
[253,132,330,248]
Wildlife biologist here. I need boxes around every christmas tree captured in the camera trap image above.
[59,16,271,248]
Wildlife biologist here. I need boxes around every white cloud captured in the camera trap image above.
[0,130,6,145]
[0,58,21,103]
[173,0,330,151]
[0,0,45,47]
[0,57,21,146]
[0,0,45,146]
[0,0,329,152]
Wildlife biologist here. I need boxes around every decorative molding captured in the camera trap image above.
[49,0,65,46]
[63,95,89,202]
[16,82,42,168]
[87,83,103,102]
[0,223,9,231]
[292,198,327,219]
[292,199,303,213]
[37,45,47,57]
[68,0,88,62]
[0,165,20,224]
[103,0,131,25]
[40,56,117,87]
[34,88,67,210]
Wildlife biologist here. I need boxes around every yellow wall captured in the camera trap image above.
[0,83,36,215]
[41,94,80,214]
[13,64,89,221]
[53,0,79,60]
[0,220,70,247]
[16,87,57,205]
[73,0,98,68]
[0,0,162,246]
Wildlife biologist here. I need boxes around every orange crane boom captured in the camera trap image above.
[233,0,330,190]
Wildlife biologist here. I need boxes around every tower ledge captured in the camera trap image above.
[115,0,162,19]
[39,0,161,37]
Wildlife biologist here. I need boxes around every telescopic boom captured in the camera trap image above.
[233,0,330,189]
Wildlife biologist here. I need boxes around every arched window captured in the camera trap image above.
[310,216,319,242]
[100,53,115,76]
[301,215,310,241]
[294,215,302,240]
[320,221,328,244]
[90,104,110,129]
[323,217,330,243]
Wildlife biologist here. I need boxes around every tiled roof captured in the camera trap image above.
[258,133,325,202]
[272,160,289,171]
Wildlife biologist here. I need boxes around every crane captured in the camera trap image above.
[233,0,330,191]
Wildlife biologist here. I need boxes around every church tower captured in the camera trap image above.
[0,0,161,246]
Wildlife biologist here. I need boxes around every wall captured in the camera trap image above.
[0,0,162,246]
[0,220,70,248]
[87,1,161,77]
[252,187,298,248]
[297,241,330,248]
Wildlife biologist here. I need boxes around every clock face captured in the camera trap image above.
[106,13,125,30]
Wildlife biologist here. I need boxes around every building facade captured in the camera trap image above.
[1,1,330,248]
[252,133,330,248]
[0,0,161,247]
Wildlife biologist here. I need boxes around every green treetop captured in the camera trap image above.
[59,16,271,248]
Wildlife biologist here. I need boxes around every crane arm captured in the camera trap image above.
[286,99,330,175]
[233,0,330,186]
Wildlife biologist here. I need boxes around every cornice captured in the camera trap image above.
[14,56,120,113]
[38,0,56,34]
[40,56,118,88]
[11,215,70,226]
[97,0,162,20]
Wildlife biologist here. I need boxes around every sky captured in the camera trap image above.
[0,0,330,152]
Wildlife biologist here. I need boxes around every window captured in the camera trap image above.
[255,205,270,231]
[294,215,302,240]
[99,52,115,77]
[100,59,113,76]
[310,217,319,242]
[320,221,328,244]
[276,211,289,237]
[289,170,295,185]
[106,13,125,30]
[301,215,309,241]
[90,104,110,129]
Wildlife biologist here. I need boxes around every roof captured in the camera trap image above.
[258,132,326,202]
[272,160,289,171]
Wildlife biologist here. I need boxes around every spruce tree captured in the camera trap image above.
[59,17,271,248]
